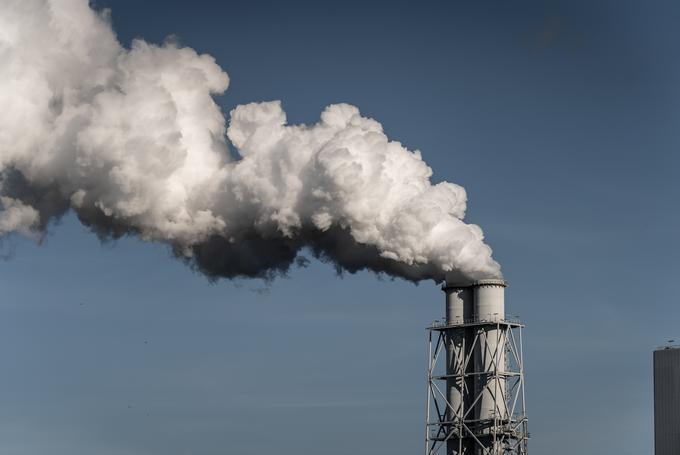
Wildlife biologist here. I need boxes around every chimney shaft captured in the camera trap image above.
[443,286,474,455]
[473,279,506,321]
[473,280,508,432]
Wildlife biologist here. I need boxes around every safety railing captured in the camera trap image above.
[429,316,522,328]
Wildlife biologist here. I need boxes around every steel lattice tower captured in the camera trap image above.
[425,280,528,455]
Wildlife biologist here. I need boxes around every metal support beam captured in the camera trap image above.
[425,318,528,455]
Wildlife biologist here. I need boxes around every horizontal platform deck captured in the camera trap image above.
[428,318,525,330]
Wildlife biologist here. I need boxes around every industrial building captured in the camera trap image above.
[425,279,528,455]
[654,346,680,455]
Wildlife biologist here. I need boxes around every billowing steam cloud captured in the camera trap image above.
[0,0,501,283]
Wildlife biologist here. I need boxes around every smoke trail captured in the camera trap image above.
[0,0,501,283]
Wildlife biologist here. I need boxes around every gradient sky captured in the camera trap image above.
[1,1,679,454]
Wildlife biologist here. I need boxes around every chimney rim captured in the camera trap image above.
[473,278,508,288]
[442,278,508,290]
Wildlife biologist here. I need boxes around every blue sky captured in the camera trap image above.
[1,1,678,454]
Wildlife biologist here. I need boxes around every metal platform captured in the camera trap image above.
[428,318,525,330]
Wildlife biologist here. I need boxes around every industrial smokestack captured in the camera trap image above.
[443,284,475,455]
[473,279,508,430]
[444,285,474,326]
[426,280,528,455]
[473,279,506,321]
[0,0,501,284]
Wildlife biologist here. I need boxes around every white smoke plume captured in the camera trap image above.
[0,0,501,283]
